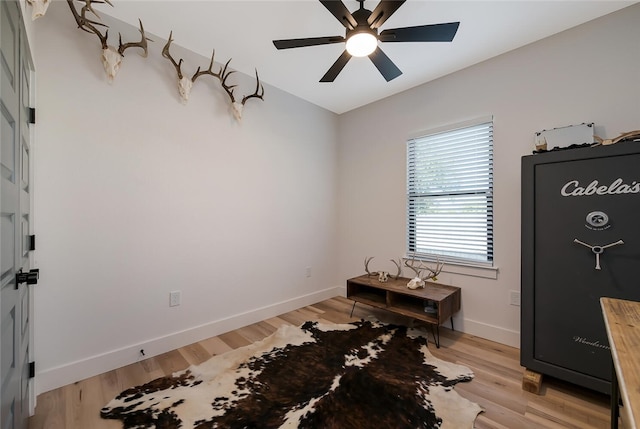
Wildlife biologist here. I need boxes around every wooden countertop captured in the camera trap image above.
[600,297,640,429]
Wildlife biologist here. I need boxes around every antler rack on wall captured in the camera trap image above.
[162,32,264,121]
[29,0,264,121]
[66,0,151,83]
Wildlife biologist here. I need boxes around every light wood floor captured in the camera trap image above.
[29,296,615,429]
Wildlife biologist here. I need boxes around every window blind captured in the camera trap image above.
[407,120,494,266]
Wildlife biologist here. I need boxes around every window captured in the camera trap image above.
[407,118,494,267]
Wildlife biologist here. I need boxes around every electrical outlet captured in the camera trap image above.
[305,267,312,278]
[169,290,181,307]
[510,290,521,307]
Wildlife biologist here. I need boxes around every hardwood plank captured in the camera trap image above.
[218,330,252,350]
[153,349,189,375]
[29,297,613,429]
[199,335,233,356]
[178,342,211,366]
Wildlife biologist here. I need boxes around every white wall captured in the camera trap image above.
[33,2,339,394]
[336,4,640,347]
[32,1,640,395]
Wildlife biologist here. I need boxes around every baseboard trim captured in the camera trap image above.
[35,286,341,395]
[461,318,520,348]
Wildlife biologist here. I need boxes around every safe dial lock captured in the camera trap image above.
[586,211,609,228]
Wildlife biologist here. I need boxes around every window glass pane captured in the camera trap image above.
[407,120,493,266]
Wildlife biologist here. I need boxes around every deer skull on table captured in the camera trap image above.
[26,0,51,20]
[407,277,425,290]
[404,257,444,289]
[377,271,389,282]
[364,257,402,283]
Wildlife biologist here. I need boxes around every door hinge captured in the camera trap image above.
[28,234,35,251]
[28,108,36,124]
[29,362,35,378]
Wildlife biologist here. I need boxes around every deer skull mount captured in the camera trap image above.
[403,257,444,289]
[101,46,122,82]
[407,277,425,290]
[162,32,264,120]
[26,0,51,20]
[67,0,151,82]
[162,32,197,104]
[364,257,402,283]
[221,64,265,122]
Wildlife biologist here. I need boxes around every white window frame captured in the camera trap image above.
[406,117,494,272]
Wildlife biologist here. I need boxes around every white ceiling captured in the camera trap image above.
[101,1,636,114]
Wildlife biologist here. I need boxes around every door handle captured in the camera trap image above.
[15,268,39,289]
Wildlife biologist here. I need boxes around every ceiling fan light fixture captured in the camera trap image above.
[346,32,377,57]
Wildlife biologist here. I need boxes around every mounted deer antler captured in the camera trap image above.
[162,32,264,119]
[67,0,111,49]
[364,257,402,283]
[118,19,151,58]
[67,0,150,82]
[162,32,221,104]
[192,51,219,83]
[162,32,191,103]
[219,62,265,121]
[404,257,444,289]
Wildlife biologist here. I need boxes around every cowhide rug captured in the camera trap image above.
[101,320,482,428]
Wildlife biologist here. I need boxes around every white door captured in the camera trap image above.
[1,1,35,428]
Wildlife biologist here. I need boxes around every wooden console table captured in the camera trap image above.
[600,297,640,429]
[346,274,461,347]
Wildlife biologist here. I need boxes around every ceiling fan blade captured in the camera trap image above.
[379,22,460,42]
[320,50,352,82]
[369,47,402,81]
[273,36,345,50]
[367,0,406,30]
[319,0,358,30]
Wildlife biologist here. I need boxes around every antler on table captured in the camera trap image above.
[364,257,402,280]
[404,257,444,282]
[390,258,402,280]
[364,256,375,277]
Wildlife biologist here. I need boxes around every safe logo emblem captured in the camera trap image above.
[585,211,610,230]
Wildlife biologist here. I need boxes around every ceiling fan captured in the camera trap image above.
[272,0,460,83]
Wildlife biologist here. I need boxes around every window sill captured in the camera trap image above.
[440,262,498,280]
[403,256,499,280]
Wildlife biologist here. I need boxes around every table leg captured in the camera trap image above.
[430,324,440,348]
[611,365,619,429]
[350,301,357,318]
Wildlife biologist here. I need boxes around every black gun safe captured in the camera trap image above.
[521,141,640,394]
